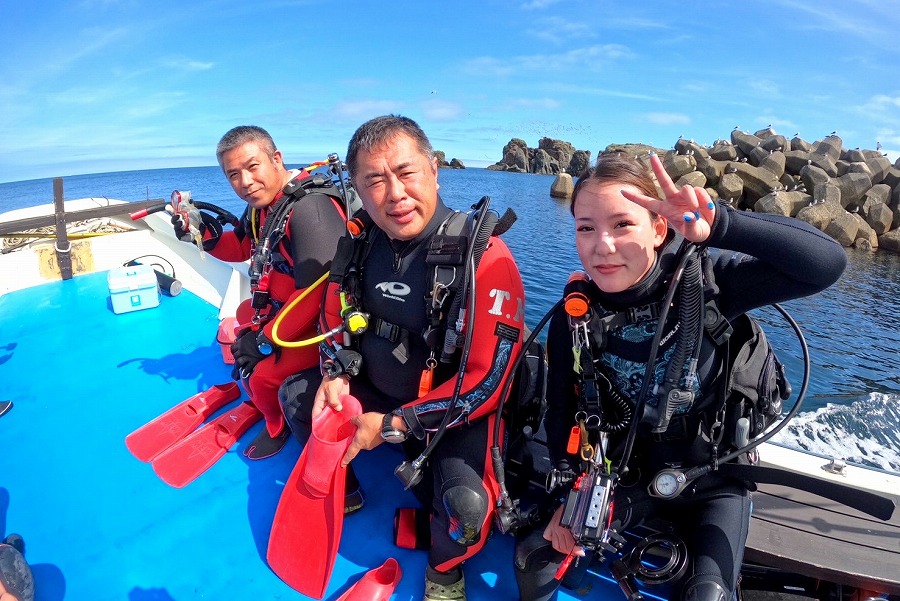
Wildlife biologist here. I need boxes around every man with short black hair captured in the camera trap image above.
[280,115,526,600]
[173,125,347,459]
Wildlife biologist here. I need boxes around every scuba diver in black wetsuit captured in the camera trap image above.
[513,152,847,601]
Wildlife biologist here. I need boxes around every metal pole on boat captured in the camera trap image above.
[53,177,74,280]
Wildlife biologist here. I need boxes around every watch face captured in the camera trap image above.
[653,472,679,498]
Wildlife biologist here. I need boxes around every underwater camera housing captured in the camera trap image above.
[558,465,621,554]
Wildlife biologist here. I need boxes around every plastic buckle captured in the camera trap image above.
[375,319,400,342]
[627,303,658,323]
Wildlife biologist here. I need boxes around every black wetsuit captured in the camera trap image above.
[515,203,847,601]
[281,197,526,577]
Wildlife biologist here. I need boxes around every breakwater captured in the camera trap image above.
[529,129,900,256]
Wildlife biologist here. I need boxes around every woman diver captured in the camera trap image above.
[513,152,847,601]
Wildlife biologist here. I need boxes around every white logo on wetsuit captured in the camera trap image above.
[488,288,523,321]
[375,281,411,302]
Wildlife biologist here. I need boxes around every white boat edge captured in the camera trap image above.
[0,197,249,319]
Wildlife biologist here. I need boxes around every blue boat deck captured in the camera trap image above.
[0,271,626,600]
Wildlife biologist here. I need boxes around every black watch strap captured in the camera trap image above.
[381,410,407,443]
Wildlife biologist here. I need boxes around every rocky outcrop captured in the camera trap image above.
[537,129,900,255]
[488,137,590,175]
[434,150,465,169]
[642,129,900,255]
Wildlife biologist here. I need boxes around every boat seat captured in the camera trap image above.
[745,483,900,596]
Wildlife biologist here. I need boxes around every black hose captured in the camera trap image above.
[615,243,697,475]
[193,201,240,228]
[490,299,563,524]
[713,303,809,465]
[396,197,495,486]
[653,251,703,433]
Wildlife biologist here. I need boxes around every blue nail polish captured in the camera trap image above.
[694,211,701,219]
[708,201,715,209]
[683,214,693,222]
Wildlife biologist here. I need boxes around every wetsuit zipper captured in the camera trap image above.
[389,239,415,274]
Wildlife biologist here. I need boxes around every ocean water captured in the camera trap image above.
[2,166,899,472]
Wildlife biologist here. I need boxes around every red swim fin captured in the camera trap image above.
[151,400,262,488]
[125,382,241,462]
[267,395,362,599]
[336,558,402,601]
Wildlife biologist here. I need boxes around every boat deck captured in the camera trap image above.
[746,483,900,595]
[0,270,635,600]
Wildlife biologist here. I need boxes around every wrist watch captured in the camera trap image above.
[256,332,274,356]
[381,410,408,443]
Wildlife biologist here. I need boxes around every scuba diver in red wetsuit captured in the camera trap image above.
[172,125,348,459]
[279,115,525,601]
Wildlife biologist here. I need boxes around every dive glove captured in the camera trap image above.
[171,204,204,242]
[231,329,279,380]
[170,211,222,251]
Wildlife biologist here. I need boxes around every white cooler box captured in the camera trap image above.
[107,265,160,314]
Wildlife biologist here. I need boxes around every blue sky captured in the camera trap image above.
[2,0,899,184]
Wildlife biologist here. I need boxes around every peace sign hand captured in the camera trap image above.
[620,153,716,244]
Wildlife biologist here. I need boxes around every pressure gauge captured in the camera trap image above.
[649,470,686,499]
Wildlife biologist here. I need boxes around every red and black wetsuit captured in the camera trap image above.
[211,172,346,437]
[281,197,526,573]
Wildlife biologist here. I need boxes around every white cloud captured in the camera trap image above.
[745,79,781,98]
[46,87,120,106]
[122,92,188,118]
[603,17,669,30]
[760,117,798,132]
[506,98,562,110]
[52,27,131,74]
[854,95,900,133]
[340,77,380,89]
[461,44,635,77]
[77,0,131,8]
[768,0,900,51]
[527,17,595,44]
[161,58,215,72]
[642,113,691,126]
[332,99,405,120]
[422,99,463,121]
[552,83,660,102]
[865,95,900,111]
[521,0,563,9]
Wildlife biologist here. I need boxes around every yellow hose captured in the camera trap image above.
[269,270,331,347]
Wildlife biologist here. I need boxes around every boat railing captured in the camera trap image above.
[0,176,163,276]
